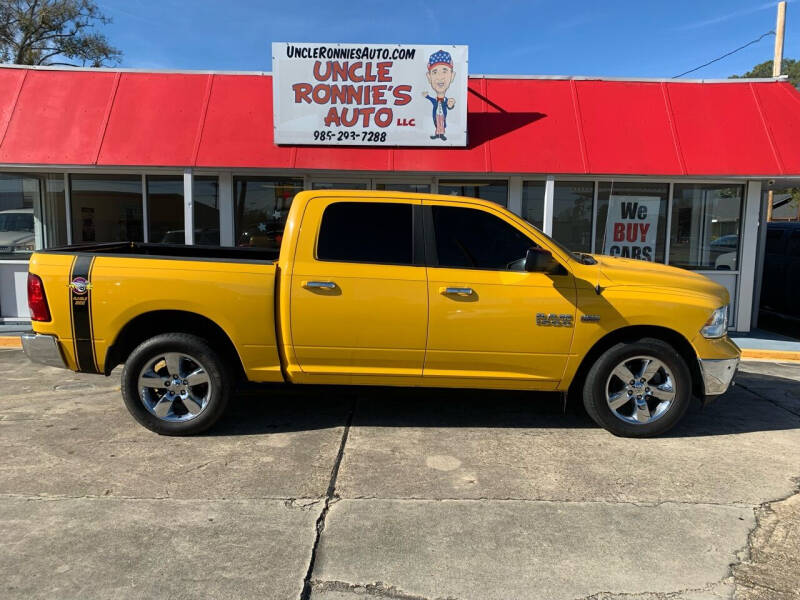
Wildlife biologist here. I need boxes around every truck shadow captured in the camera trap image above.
[211,369,800,438]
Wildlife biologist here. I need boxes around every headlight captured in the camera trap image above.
[701,306,728,339]
[13,243,34,253]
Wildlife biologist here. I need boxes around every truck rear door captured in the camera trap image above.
[289,196,427,377]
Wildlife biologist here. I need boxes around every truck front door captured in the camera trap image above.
[290,197,428,377]
[422,201,576,388]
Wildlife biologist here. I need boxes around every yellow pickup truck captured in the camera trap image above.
[22,190,739,437]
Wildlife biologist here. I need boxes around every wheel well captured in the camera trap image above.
[104,310,245,380]
[567,325,703,400]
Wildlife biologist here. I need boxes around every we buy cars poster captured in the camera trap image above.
[602,196,660,261]
[272,43,468,146]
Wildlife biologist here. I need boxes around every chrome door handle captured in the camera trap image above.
[303,281,336,289]
[441,287,474,296]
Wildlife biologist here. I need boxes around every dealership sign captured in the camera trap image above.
[272,43,468,146]
[602,196,660,261]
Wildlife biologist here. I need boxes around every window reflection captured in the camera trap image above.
[234,177,304,250]
[70,175,142,244]
[552,181,593,253]
[312,181,369,190]
[521,181,545,229]
[147,176,183,244]
[670,184,743,270]
[375,183,431,193]
[0,173,40,258]
[438,180,508,207]
[194,176,220,246]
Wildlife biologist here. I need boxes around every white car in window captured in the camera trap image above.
[0,208,35,254]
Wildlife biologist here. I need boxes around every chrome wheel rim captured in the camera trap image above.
[137,352,212,422]
[605,355,676,425]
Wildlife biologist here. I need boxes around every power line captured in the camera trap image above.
[673,31,775,78]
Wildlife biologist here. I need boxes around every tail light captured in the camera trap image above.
[28,273,51,322]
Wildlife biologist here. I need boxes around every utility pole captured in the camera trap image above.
[767,2,787,222]
[773,1,787,77]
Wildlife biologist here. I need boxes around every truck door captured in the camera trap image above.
[290,197,427,377]
[423,201,576,387]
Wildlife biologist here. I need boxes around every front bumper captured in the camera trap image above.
[698,356,739,396]
[20,333,68,369]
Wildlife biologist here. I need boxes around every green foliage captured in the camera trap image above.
[730,58,800,88]
[0,0,121,67]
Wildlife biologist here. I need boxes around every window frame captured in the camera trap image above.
[313,200,425,268]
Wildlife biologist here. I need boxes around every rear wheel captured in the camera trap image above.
[121,333,230,435]
[582,337,692,437]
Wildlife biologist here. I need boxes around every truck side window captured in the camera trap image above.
[431,205,534,271]
[317,202,413,265]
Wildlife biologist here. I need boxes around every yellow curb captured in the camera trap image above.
[0,336,22,348]
[740,348,800,362]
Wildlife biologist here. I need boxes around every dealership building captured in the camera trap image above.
[1,61,799,332]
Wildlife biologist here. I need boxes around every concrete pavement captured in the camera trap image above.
[1,348,798,600]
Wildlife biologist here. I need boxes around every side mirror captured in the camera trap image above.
[525,247,564,274]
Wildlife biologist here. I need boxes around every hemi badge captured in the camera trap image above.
[581,314,601,322]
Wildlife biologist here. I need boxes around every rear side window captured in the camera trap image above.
[317,201,413,265]
[431,205,534,270]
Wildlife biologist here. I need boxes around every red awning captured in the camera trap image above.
[0,65,798,176]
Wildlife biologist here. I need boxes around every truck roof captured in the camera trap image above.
[294,189,499,205]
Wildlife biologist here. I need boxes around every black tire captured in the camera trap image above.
[121,333,231,435]
[582,337,692,438]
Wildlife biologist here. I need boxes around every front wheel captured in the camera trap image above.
[121,333,231,435]
[582,337,692,437]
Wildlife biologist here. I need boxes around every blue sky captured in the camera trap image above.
[98,0,799,78]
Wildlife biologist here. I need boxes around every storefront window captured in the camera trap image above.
[146,176,183,244]
[521,181,545,229]
[670,184,743,270]
[194,176,220,246]
[375,183,431,193]
[552,181,594,253]
[234,177,304,250]
[0,173,67,258]
[312,181,369,190]
[70,175,143,244]
[438,180,508,207]
[0,173,36,259]
[41,174,67,248]
[595,182,668,262]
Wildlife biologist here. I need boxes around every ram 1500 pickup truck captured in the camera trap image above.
[22,190,739,437]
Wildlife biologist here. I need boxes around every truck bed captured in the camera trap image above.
[40,242,279,263]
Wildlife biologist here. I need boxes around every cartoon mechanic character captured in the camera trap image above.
[422,49,456,141]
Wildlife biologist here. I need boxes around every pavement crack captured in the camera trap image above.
[570,580,733,599]
[343,495,752,509]
[730,476,800,598]
[736,381,800,418]
[299,396,357,600]
[311,579,463,600]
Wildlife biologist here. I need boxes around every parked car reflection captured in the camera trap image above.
[0,208,34,255]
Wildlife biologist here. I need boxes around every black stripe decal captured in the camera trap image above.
[70,255,99,374]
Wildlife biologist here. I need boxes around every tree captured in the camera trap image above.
[730,58,800,88]
[0,0,121,67]
[732,59,800,219]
